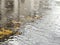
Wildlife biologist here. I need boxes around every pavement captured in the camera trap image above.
[2,0,60,45]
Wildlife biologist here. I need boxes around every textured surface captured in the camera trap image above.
[1,0,60,45]
[8,14,60,45]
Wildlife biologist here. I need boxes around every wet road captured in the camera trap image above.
[7,0,60,45]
